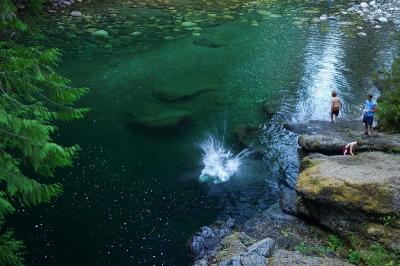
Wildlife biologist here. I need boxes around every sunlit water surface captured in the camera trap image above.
[13,0,398,265]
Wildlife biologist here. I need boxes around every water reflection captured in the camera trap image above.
[293,22,349,122]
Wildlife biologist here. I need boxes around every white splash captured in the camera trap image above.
[199,135,249,183]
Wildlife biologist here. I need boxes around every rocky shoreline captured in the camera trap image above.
[189,120,400,265]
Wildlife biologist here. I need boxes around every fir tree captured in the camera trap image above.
[0,1,89,264]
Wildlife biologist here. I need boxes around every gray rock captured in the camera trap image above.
[319,14,328,21]
[280,185,297,214]
[246,238,277,257]
[70,11,82,16]
[296,152,400,252]
[378,17,388,23]
[91,30,108,37]
[231,256,241,266]
[240,252,267,265]
[194,259,208,266]
[243,204,327,250]
[286,120,400,154]
[269,249,352,266]
[189,218,235,261]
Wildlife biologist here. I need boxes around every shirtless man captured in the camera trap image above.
[331,91,342,123]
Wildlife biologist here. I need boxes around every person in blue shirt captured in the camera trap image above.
[362,94,377,136]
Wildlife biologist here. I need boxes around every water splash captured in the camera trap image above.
[199,135,249,183]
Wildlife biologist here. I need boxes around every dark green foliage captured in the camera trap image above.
[0,231,24,266]
[347,249,361,265]
[327,234,344,252]
[362,243,397,266]
[376,57,400,132]
[294,242,332,256]
[0,1,88,265]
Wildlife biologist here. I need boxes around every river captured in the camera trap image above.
[14,0,398,265]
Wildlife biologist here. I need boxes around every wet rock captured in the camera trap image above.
[319,14,328,21]
[360,2,369,8]
[378,16,388,23]
[357,32,367,37]
[129,110,191,130]
[280,185,297,215]
[192,32,201,37]
[295,152,400,252]
[286,120,400,154]
[191,228,277,266]
[70,10,82,17]
[130,31,142,36]
[153,83,217,102]
[189,218,235,262]
[193,37,227,48]
[222,15,234,20]
[91,30,108,37]
[256,10,271,16]
[182,21,197,27]
[269,249,352,265]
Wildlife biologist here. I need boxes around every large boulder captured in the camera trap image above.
[295,152,400,252]
[286,120,400,154]
[128,110,191,130]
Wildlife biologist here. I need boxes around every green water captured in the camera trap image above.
[14,0,398,265]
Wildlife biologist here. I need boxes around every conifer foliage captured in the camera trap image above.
[0,1,88,265]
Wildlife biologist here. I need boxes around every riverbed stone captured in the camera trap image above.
[319,14,328,21]
[182,21,197,27]
[256,10,271,16]
[153,82,217,102]
[193,37,227,48]
[129,110,191,129]
[70,10,82,16]
[378,16,388,23]
[91,29,108,37]
[130,31,141,36]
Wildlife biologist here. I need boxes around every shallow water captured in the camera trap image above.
[14,0,398,265]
